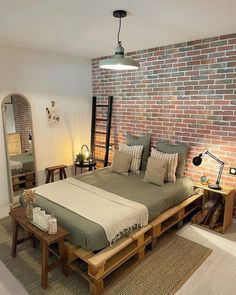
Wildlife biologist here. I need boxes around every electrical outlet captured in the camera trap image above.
[229,167,236,175]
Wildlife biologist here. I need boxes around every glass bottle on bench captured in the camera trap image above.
[48,214,57,234]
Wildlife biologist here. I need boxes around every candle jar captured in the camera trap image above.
[26,203,33,221]
[33,207,41,223]
[48,214,57,235]
[42,214,51,231]
[38,210,45,228]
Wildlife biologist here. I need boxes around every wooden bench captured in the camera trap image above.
[9,207,69,288]
[45,164,67,183]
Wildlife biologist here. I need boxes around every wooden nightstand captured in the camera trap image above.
[192,183,235,233]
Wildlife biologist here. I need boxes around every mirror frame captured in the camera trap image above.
[1,93,38,204]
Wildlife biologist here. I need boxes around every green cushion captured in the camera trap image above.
[156,140,188,178]
[127,133,151,170]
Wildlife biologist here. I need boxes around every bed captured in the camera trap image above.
[10,153,35,175]
[21,167,193,251]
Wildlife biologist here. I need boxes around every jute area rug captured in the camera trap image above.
[0,216,212,295]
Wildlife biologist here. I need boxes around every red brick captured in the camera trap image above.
[92,32,236,217]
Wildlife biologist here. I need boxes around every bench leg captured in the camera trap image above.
[45,171,51,184]
[62,168,67,179]
[58,239,69,276]
[11,220,19,257]
[50,172,54,183]
[41,241,49,289]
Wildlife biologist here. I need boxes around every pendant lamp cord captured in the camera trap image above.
[117,15,121,44]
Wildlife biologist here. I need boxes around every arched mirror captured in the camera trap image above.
[2,94,37,204]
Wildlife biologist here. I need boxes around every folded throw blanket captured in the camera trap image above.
[35,177,148,244]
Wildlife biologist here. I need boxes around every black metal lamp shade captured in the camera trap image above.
[192,154,203,166]
[192,151,224,190]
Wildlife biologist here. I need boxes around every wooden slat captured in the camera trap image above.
[88,225,151,267]
[151,192,203,226]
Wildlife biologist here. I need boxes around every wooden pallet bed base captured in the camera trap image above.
[65,191,203,295]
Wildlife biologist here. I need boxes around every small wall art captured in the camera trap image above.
[46,100,60,127]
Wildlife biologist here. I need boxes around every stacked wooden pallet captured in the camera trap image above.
[12,171,36,191]
[65,191,203,295]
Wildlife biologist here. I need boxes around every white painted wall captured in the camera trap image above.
[0,47,91,204]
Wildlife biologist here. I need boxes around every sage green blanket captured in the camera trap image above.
[21,168,193,251]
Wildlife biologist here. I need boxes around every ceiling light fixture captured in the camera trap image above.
[99,10,140,71]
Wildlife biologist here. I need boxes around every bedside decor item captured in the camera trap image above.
[23,189,36,221]
[75,153,85,164]
[80,144,90,162]
[99,10,140,71]
[193,151,224,190]
[200,175,209,185]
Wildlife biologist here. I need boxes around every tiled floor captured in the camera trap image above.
[0,204,236,295]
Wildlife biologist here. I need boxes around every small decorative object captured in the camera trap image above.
[48,214,58,235]
[81,144,90,162]
[23,189,36,221]
[193,150,224,190]
[75,153,85,164]
[200,175,209,185]
[46,100,60,127]
[33,207,41,223]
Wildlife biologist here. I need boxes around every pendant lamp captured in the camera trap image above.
[99,10,140,71]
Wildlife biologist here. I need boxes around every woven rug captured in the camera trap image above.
[0,216,212,295]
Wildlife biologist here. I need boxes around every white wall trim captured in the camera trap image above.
[0,198,9,206]
[232,218,236,225]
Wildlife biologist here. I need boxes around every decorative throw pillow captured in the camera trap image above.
[156,140,188,178]
[110,150,132,176]
[119,143,143,174]
[151,148,178,183]
[127,133,151,170]
[144,157,167,186]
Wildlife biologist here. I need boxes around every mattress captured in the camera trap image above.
[10,154,35,175]
[21,168,193,251]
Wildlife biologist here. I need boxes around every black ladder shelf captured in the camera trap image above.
[90,96,113,167]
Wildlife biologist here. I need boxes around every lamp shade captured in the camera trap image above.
[99,56,140,70]
[192,155,202,166]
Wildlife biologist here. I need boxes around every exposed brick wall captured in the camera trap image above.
[12,96,31,152]
[92,33,236,217]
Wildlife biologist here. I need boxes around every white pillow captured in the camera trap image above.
[119,143,143,174]
[151,148,178,183]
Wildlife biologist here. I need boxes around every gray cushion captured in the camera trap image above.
[127,133,151,170]
[110,150,132,176]
[143,157,167,186]
[156,140,188,178]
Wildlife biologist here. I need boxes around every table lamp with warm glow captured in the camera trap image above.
[192,150,224,190]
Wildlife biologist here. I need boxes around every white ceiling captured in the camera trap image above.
[0,0,236,58]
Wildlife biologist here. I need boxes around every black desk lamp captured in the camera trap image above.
[192,151,224,190]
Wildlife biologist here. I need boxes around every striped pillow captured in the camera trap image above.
[151,148,178,183]
[119,143,143,174]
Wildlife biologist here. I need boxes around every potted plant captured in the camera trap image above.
[75,153,85,164]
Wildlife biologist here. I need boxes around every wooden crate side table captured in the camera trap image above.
[45,164,67,183]
[193,183,235,233]
[9,207,69,288]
